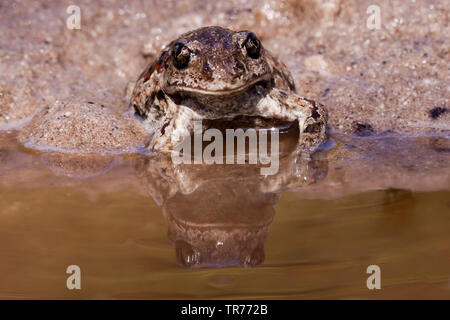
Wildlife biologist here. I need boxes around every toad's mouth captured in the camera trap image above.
[164,74,272,96]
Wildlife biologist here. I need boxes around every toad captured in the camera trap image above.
[130,26,327,152]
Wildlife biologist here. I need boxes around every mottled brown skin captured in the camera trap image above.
[130,26,327,152]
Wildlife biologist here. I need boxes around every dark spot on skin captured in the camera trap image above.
[311,108,320,120]
[382,61,387,65]
[171,93,183,105]
[146,92,155,104]
[278,90,287,98]
[87,101,94,104]
[304,122,321,134]
[233,57,246,74]
[202,60,213,80]
[141,91,157,115]
[429,106,448,119]
[138,111,148,119]
[304,98,315,105]
[156,52,168,73]
[160,121,170,135]
[269,78,276,88]
[303,98,321,120]
[311,104,320,120]
[353,121,375,136]
[152,104,161,114]
[322,88,330,97]
[156,90,165,101]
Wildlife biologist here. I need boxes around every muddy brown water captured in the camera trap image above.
[1,0,449,300]
[0,130,449,299]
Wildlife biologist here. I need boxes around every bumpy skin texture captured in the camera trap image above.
[130,26,327,152]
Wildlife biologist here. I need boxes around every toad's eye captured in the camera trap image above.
[244,32,261,59]
[172,42,191,69]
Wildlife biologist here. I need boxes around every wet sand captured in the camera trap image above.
[1,0,449,136]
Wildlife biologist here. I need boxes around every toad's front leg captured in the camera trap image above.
[254,88,328,150]
[149,106,201,153]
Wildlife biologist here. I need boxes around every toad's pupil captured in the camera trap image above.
[172,42,190,69]
[244,33,260,59]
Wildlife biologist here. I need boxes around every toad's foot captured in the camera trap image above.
[254,88,328,150]
[149,107,201,153]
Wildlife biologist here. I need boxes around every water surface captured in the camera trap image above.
[0,131,449,299]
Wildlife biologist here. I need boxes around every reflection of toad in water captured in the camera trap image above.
[135,145,328,268]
